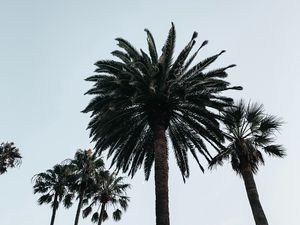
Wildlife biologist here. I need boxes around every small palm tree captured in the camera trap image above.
[82,172,130,225]
[83,23,241,225]
[210,101,285,225]
[66,149,105,225]
[0,142,21,174]
[32,164,73,225]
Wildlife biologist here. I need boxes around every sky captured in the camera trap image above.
[0,1,299,225]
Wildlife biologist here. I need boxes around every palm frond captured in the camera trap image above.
[83,206,93,218]
[115,38,141,62]
[158,22,176,74]
[144,28,158,63]
[113,209,122,221]
[182,40,208,72]
[263,145,285,157]
[38,194,53,205]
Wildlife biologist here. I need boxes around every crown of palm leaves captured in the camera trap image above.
[210,100,285,174]
[83,23,242,180]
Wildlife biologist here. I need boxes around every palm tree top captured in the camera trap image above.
[32,164,72,208]
[83,23,242,180]
[210,100,286,174]
[0,142,22,174]
[83,172,130,224]
[65,148,105,193]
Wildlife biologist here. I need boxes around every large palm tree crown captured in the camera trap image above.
[0,142,21,175]
[83,23,242,179]
[210,100,285,174]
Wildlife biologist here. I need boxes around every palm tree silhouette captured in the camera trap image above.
[66,149,105,225]
[32,164,73,225]
[82,172,130,225]
[0,142,21,174]
[83,23,241,225]
[210,101,285,225]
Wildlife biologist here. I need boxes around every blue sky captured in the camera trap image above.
[0,1,299,225]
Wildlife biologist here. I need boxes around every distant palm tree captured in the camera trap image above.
[66,149,105,225]
[32,164,73,225]
[210,101,285,225]
[83,23,241,225]
[0,142,21,174]
[82,172,130,225]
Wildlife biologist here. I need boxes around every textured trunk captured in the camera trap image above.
[50,193,58,225]
[98,203,106,225]
[153,125,170,225]
[241,168,269,225]
[74,191,85,225]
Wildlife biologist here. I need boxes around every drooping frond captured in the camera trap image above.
[38,194,53,205]
[209,147,232,169]
[113,209,122,221]
[111,50,131,64]
[263,145,285,158]
[83,206,93,218]
[91,212,99,223]
[115,38,141,62]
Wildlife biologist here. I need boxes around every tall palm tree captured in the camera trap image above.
[82,172,130,225]
[66,149,105,225]
[0,142,21,174]
[83,23,241,225]
[209,101,285,225]
[32,164,73,225]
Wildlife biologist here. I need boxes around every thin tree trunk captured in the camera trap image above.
[153,125,170,225]
[50,193,58,225]
[74,191,85,225]
[98,203,106,225]
[241,168,269,225]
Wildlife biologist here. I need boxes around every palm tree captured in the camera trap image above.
[209,101,285,225]
[32,164,73,225]
[66,149,105,225]
[0,142,21,174]
[83,23,241,225]
[82,172,130,225]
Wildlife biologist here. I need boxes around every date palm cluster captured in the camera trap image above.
[32,149,130,225]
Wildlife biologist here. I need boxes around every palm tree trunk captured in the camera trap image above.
[50,193,58,225]
[153,124,170,225]
[241,168,269,225]
[74,191,85,225]
[98,203,106,225]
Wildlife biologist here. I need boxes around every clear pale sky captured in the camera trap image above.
[0,1,299,225]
